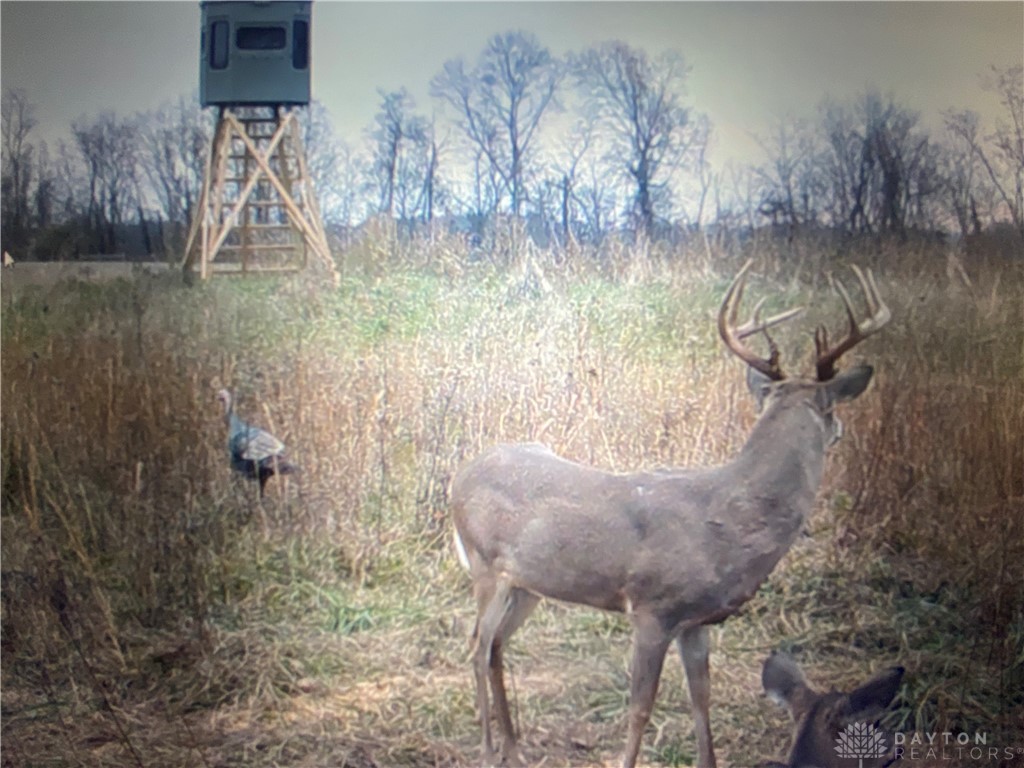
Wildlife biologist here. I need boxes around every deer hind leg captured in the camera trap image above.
[489,589,539,766]
[469,575,500,765]
[677,624,717,768]
[471,579,538,766]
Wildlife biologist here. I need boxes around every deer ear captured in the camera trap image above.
[762,651,809,711]
[842,666,904,718]
[825,364,873,403]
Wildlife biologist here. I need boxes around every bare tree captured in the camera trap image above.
[28,139,95,260]
[574,148,619,243]
[901,134,943,232]
[136,97,211,257]
[754,115,822,231]
[956,65,1024,236]
[325,141,371,239]
[571,42,700,240]
[458,147,506,221]
[431,30,561,218]
[72,111,140,254]
[414,117,446,224]
[52,139,88,225]
[819,91,937,235]
[716,162,761,236]
[818,100,860,231]
[538,119,598,245]
[370,89,417,216]
[367,87,444,226]
[33,141,56,232]
[941,110,987,237]
[865,95,935,234]
[986,65,1024,235]
[300,100,369,233]
[686,113,715,232]
[1,88,37,250]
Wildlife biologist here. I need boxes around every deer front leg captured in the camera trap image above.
[622,617,671,768]
[677,624,716,768]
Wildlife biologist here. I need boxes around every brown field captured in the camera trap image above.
[1,234,1022,767]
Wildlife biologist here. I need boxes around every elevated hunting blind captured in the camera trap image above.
[184,0,337,285]
[200,0,311,107]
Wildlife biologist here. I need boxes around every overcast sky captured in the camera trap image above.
[1,1,1022,168]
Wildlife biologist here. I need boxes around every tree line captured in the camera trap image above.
[2,32,1021,261]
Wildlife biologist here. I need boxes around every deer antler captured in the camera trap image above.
[815,265,891,381]
[718,260,804,381]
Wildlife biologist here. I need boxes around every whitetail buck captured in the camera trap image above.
[760,651,904,768]
[451,261,891,768]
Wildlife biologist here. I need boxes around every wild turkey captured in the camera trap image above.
[216,389,297,497]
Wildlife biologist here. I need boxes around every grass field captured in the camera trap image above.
[2,234,1022,767]
[1,260,171,290]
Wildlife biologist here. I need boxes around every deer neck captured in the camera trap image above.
[730,397,828,522]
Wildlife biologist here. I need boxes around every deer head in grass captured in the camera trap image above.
[760,651,904,768]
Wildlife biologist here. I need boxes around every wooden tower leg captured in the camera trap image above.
[181,106,338,286]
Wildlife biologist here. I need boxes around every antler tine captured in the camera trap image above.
[719,260,804,381]
[736,297,805,340]
[852,265,891,333]
[816,265,891,380]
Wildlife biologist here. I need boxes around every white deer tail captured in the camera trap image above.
[452,527,471,571]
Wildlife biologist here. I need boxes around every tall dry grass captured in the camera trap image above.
[1,231,1021,766]
[830,261,1024,735]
